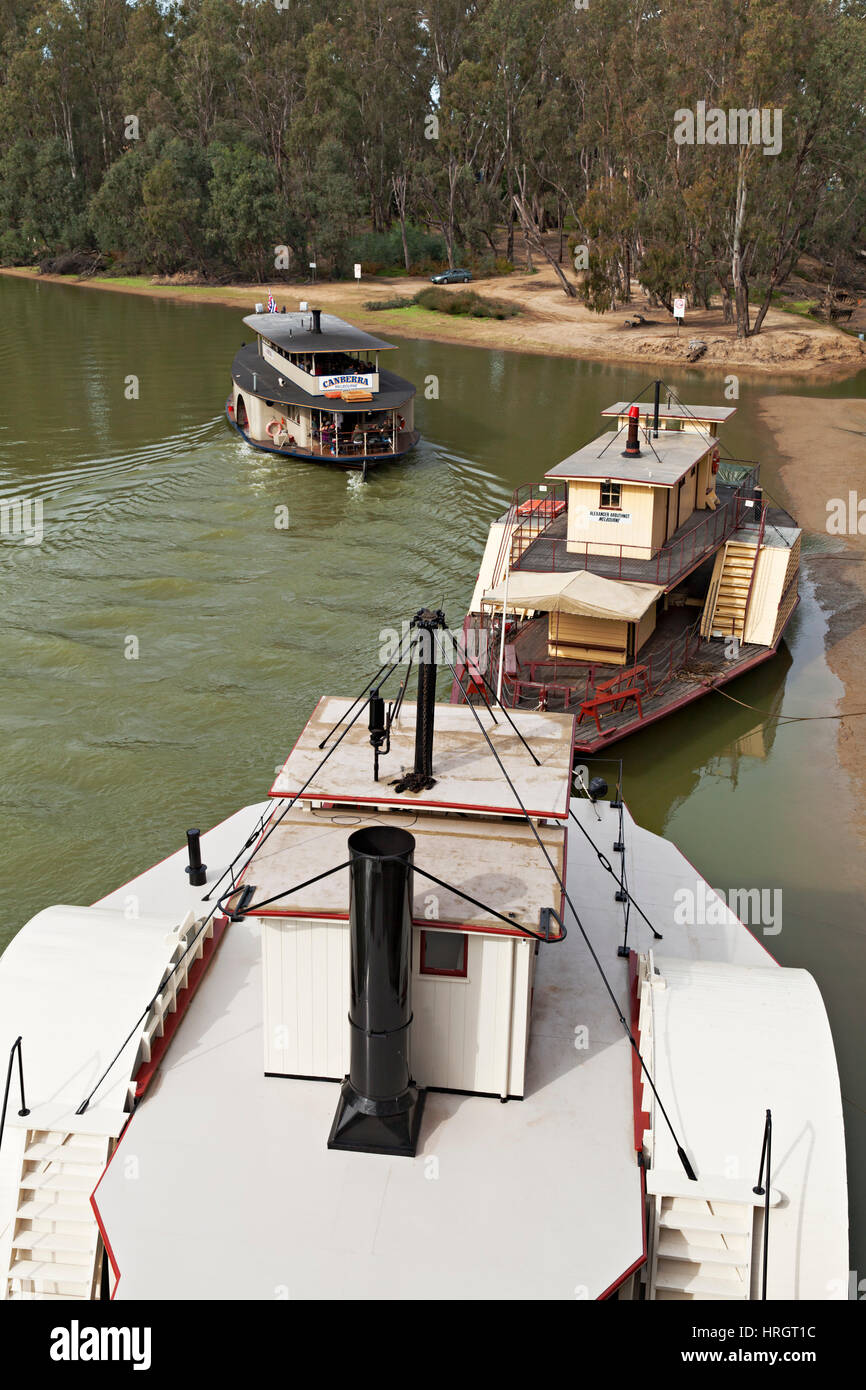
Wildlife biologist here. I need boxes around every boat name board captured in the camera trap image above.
[320,373,374,391]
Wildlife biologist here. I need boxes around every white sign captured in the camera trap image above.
[354,263,362,280]
[589,509,632,524]
[673,297,686,318]
[320,373,374,392]
[309,262,317,269]
[299,301,308,311]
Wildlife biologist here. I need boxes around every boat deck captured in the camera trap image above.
[514,498,794,590]
[91,800,647,1300]
[455,603,794,753]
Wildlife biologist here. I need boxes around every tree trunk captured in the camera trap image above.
[731,155,751,339]
[512,191,576,297]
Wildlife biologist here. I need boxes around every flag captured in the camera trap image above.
[267,292,277,313]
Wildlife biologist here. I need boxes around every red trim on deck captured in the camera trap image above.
[627,949,651,1152]
[90,1116,133,1301]
[132,915,231,1099]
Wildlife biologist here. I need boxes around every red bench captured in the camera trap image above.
[577,685,643,733]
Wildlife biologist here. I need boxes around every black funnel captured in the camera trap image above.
[328,826,425,1156]
[311,307,322,333]
[392,607,444,794]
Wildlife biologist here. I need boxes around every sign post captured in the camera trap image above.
[673,297,686,336]
[354,263,362,282]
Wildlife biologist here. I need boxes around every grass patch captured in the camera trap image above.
[364,287,520,319]
[414,286,520,318]
[364,294,416,310]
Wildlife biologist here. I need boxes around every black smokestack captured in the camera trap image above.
[328,826,425,1157]
[311,307,322,333]
[392,608,445,795]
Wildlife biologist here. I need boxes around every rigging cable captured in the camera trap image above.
[445,651,697,1180]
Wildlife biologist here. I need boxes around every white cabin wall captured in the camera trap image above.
[261,917,350,1078]
[566,480,656,559]
[262,918,533,1098]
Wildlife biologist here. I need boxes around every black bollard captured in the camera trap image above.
[185,828,207,887]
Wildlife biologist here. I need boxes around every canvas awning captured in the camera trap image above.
[482,569,663,622]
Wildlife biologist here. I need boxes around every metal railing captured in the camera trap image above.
[753,1108,773,1300]
[509,465,761,586]
[0,1036,30,1157]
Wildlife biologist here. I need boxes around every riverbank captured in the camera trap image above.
[760,396,866,834]
[3,264,863,379]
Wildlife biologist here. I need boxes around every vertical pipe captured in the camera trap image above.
[653,379,661,437]
[328,827,424,1156]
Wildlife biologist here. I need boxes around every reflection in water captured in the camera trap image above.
[1,273,865,1271]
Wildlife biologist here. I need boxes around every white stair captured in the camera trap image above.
[648,1193,755,1299]
[3,1129,112,1301]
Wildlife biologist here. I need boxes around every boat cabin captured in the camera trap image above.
[463,391,801,750]
[227,307,419,469]
[242,694,573,1101]
[544,426,721,563]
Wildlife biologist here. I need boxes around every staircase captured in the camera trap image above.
[701,538,761,640]
[649,1193,754,1299]
[4,1130,111,1300]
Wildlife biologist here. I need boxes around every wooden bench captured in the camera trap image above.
[596,664,650,697]
[577,685,643,734]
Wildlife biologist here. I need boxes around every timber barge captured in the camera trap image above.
[457,387,800,752]
[227,305,419,470]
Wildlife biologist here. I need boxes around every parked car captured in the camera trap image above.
[430,268,473,284]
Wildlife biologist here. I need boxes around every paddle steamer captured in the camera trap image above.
[458,386,800,752]
[0,609,847,1301]
[226,305,419,470]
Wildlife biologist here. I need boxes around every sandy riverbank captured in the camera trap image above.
[2,264,864,379]
[760,396,866,823]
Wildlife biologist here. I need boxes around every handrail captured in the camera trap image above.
[0,1036,30,1156]
[740,499,767,642]
[511,467,760,585]
[752,1108,772,1300]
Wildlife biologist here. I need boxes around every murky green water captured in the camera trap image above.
[2,273,865,1280]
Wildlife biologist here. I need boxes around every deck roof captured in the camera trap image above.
[270,697,576,820]
[601,401,736,424]
[232,346,415,412]
[241,805,564,933]
[242,311,396,353]
[545,431,712,487]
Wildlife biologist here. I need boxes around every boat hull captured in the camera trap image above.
[225,402,419,470]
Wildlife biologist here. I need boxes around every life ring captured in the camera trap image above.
[267,418,286,439]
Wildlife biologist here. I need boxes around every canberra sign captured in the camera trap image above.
[319,373,374,391]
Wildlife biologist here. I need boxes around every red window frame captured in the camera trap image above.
[419,930,468,978]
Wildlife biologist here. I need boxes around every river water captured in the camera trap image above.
[2,273,865,1282]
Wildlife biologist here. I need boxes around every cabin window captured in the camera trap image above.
[600,481,622,510]
[420,930,468,978]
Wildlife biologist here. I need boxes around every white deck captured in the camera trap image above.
[93,799,647,1299]
[270,698,575,819]
[2,792,848,1300]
